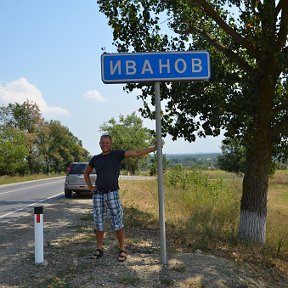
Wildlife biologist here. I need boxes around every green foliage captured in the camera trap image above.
[97,0,288,243]
[148,153,169,176]
[0,126,29,175]
[96,0,288,160]
[97,0,288,151]
[0,101,44,173]
[165,167,240,244]
[166,166,239,210]
[166,164,187,188]
[0,101,89,175]
[100,112,155,174]
[217,138,246,174]
[9,101,42,132]
[45,120,89,173]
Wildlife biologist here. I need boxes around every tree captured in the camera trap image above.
[218,137,288,173]
[46,120,90,173]
[0,102,90,175]
[0,126,29,175]
[149,153,169,176]
[97,0,288,243]
[0,101,44,174]
[100,112,155,174]
[217,138,246,174]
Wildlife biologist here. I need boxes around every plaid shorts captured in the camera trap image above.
[92,190,124,231]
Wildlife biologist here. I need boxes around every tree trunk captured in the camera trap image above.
[238,51,276,243]
[238,114,273,243]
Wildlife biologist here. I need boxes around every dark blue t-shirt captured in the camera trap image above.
[88,150,125,192]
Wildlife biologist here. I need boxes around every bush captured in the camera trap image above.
[164,167,240,248]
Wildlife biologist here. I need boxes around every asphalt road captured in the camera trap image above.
[0,175,155,223]
[0,177,65,222]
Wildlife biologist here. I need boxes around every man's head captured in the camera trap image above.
[99,134,112,154]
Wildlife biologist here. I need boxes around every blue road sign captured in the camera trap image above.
[101,51,210,83]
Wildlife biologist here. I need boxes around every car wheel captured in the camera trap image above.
[65,189,72,198]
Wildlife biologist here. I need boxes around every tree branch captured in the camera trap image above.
[276,0,285,16]
[179,26,254,73]
[272,114,288,139]
[191,0,257,55]
[275,0,288,50]
[273,98,288,113]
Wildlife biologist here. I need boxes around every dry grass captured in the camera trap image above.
[120,169,288,277]
[270,170,288,185]
[0,173,64,185]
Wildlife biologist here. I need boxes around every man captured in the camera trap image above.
[84,134,157,262]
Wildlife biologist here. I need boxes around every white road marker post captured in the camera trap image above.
[155,81,167,264]
[34,206,44,265]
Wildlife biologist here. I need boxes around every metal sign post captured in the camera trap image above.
[154,82,167,264]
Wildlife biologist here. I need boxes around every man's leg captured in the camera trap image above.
[95,229,104,250]
[91,229,104,258]
[92,193,104,258]
[108,190,127,261]
[116,228,127,262]
[108,191,125,250]
[115,228,125,251]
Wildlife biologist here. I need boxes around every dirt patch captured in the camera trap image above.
[0,197,287,288]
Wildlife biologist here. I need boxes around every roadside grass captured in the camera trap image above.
[0,173,64,185]
[120,168,288,275]
[267,170,288,266]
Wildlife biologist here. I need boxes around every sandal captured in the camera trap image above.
[91,248,104,259]
[117,250,127,262]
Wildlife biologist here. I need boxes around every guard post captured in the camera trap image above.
[34,206,44,265]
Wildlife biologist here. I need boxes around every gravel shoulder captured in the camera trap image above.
[0,197,287,288]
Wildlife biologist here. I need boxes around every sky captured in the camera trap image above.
[0,0,224,156]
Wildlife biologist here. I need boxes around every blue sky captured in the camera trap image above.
[0,0,223,155]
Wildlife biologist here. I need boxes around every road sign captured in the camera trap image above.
[100,50,211,265]
[101,51,210,83]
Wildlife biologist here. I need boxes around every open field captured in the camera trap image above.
[120,169,288,277]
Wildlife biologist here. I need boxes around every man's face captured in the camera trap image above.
[99,137,112,154]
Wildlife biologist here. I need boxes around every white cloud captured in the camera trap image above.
[0,77,70,117]
[83,89,108,102]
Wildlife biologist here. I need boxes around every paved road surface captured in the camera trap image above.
[0,175,155,223]
[0,177,65,222]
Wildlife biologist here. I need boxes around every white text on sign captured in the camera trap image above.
[110,58,203,76]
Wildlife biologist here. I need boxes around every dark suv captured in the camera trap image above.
[64,162,96,198]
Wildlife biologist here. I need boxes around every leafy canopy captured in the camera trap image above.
[97,0,288,160]
[100,112,155,174]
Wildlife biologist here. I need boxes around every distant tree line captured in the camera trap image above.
[166,153,219,170]
[217,137,288,175]
[0,101,90,176]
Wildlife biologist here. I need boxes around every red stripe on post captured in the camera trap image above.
[36,214,41,223]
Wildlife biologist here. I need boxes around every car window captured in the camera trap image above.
[69,163,96,174]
